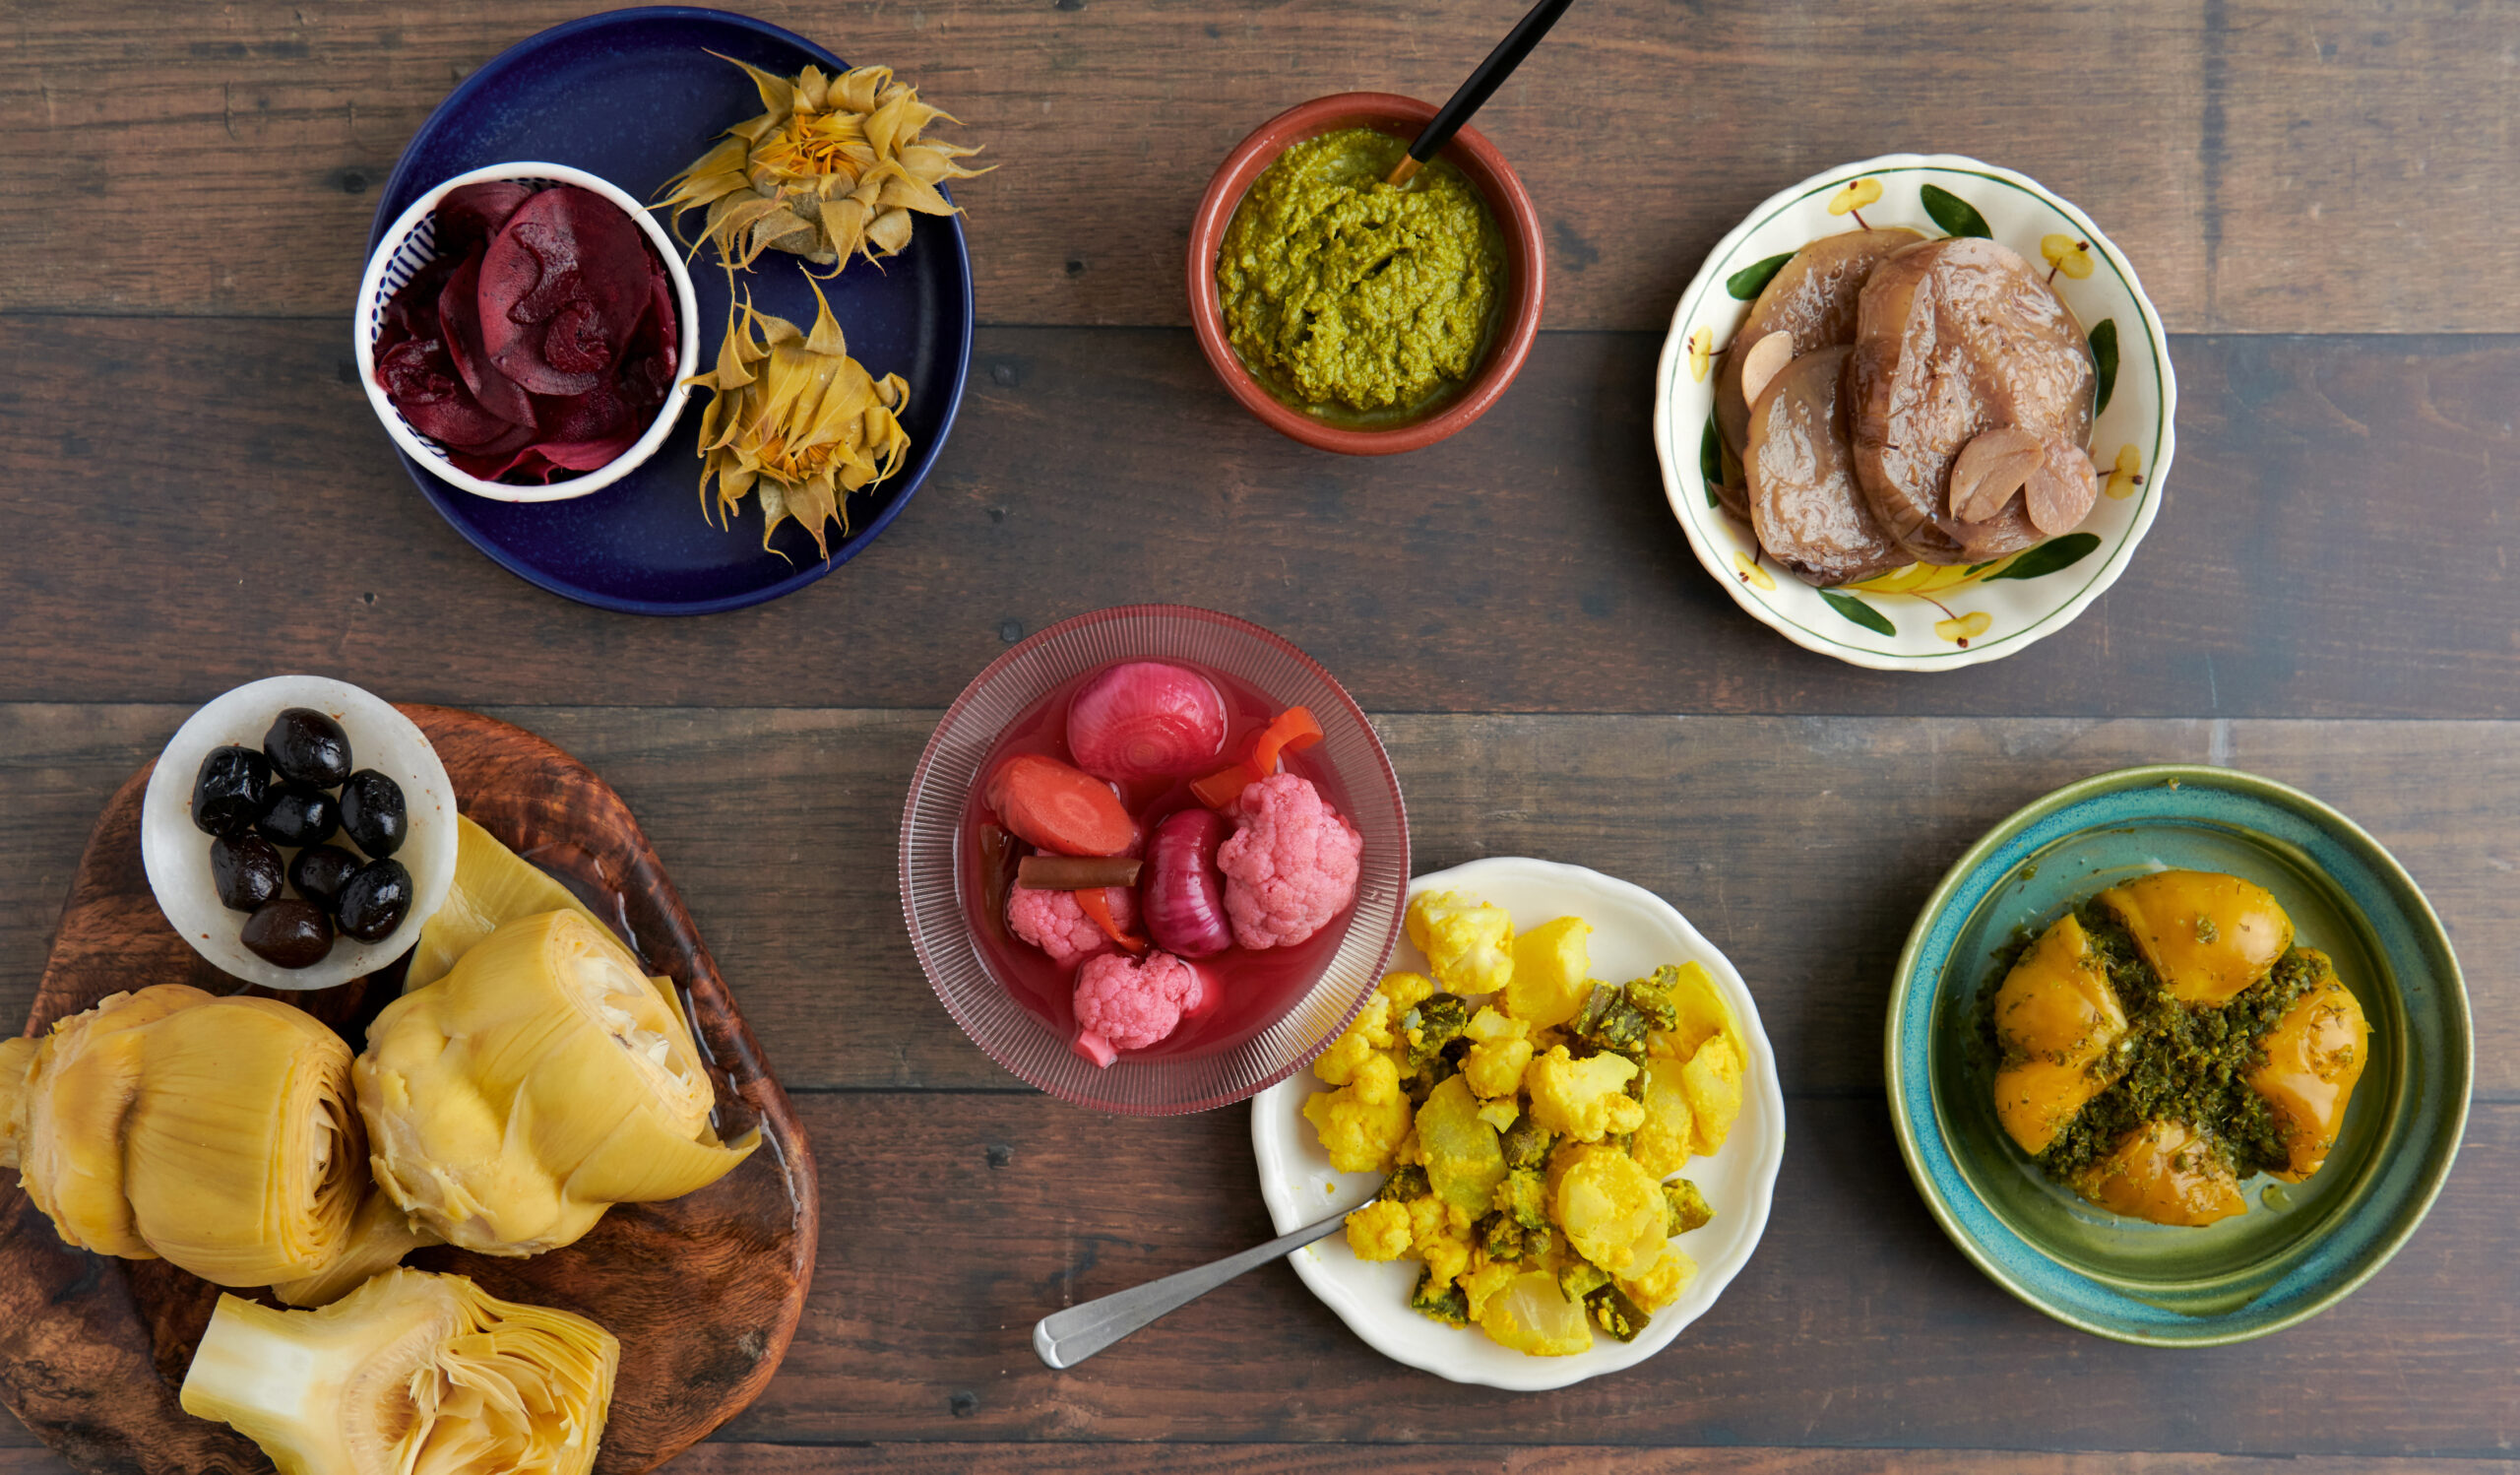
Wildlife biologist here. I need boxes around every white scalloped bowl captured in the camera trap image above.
[1250,857,1786,1391]
[1650,154,2175,672]
[353,161,699,504]
[141,675,456,991]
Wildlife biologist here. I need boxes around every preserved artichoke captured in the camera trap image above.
[658,56,985,275]
[282,910,757,1305]
[405,813,610,992]
[181,1267,617,1475]
[689,280,912,558]
[0,986,362,1287]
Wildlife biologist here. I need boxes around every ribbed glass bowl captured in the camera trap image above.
[901,606,1408,1115]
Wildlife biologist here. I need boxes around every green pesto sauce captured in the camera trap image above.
[1975,903,2328,1185]
[1217,128,1503,418]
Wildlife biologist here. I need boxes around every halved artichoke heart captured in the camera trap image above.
[181,1266,617,1475]
[0,986,363,1288]
[361,910,754,1262]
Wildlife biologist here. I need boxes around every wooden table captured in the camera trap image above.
[3,2,2514,1470]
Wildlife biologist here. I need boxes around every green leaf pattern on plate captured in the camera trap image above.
[1699,415,1723,509]
[2089,319,2120,417]
[1726,252,1795,299]
[1919,183,1992,239]
[1984,533,2102,582]
[1819,589,1896,635]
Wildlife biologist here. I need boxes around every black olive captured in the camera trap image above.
[255,782,340,848]
[191,745,273,838]
[263,707,352,788]
[288,844,364,915]
[338,769,409,859]
[336,859,413,943]
[209,833,285,912]
[241,898,334,969]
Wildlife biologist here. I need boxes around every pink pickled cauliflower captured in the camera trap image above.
[1072,950,1206,1066]
[1008,882,1138,967]
[1217,773,1362,949]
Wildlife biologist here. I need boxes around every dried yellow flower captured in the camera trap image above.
[659,54,987,274]
[689,279,912,559]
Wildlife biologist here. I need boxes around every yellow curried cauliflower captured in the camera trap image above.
[1302,886,1756,1360]
[1461,1005,1535,1098]
[1343,1197,1413,1260]
[1406,891,1515,994]
[1526,1046,1646,1142]
[1504,917,1593,1028]
[1302,1050,1411,1172]
[1629,1057,1697,1179]
[1619,1245,1698,1312]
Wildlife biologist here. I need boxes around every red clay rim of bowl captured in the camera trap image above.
[899,604,1410,1115]
[1187,92,1546,457]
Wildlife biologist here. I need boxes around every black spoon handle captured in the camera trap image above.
[1403,0,1578,168]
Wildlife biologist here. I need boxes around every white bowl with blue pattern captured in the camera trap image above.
[352,161,698,504]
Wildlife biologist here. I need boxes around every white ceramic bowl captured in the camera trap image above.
[1650,154,2175,672]
[141,675,457,990]
[1249,856,1786,1390]
[353,161,700,504]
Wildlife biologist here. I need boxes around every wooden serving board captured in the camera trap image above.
[0,705,817,1475]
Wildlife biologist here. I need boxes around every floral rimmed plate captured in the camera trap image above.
[1886,765,2470,1345]
[1249,857,1785,1390]
[1650,155,2175,672]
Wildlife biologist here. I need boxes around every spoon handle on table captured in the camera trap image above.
[1032,1209,1352,1369]
[1392,0,1580,183]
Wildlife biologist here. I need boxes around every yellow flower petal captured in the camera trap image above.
[2040,234,2096,280]
[2105,443,2143,499]
[1686,327,1714,383]
[1732,550,1776,591]
[1934,610,1993,645]
[1827,178,1882,217]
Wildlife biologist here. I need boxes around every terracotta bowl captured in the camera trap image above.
[1187,93,1545,456]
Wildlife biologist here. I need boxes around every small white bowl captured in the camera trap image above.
[353,161,700,504]
[1249,856,1787,1391]
[1650,154,2176,672]
[141,675,457,991]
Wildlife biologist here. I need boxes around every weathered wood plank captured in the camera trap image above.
[2,321,2514,718]
[0,0,2208,330]
[741,1092,2519,1453]
[0,0,2510,333]
[5,708,2510,1097]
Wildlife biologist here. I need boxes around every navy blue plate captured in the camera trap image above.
[369,6,973,615]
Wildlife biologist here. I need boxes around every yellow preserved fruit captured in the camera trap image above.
[1989,913,2128,1155]
[181,1267,617,1475]
[2247,951,2368,1182]
[0,987,362,1288]
[1647,960,1735,1061]
[1629,1057,1697,1179]
[1416,1075,1507,1219]
[1477,1271,1594,1357]
[2097,870,2293,1004]
[2071,1119,2246,1226]
[1676,1035,1744,1156]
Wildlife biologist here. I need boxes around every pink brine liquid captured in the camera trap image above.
[957,659,1361,1060]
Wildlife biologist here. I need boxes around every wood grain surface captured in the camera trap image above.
[0,710,814,1475]
[4,0,2516,1469]
[1,321,2513,717]
[5,0,2516,333]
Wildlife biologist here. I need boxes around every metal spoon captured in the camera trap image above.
[1032,1207,1354,1369]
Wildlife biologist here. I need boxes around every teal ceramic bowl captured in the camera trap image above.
[1886,764,2470,1345]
